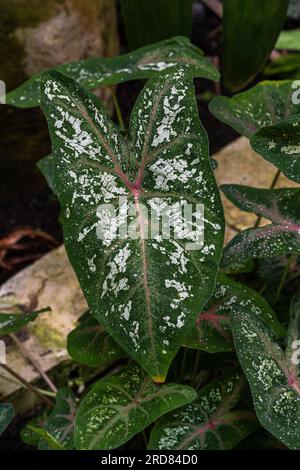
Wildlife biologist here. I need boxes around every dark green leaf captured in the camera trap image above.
[148,372,258,450]
[231,293,300,449]
[40,67,224,381]
[184,274,285,352]
[210,80,300,138]
[20,413,48,447]
[0,402,14,436]
[276,29,300,50]
[221,185,300,268]
[7,36,219,109]
[251,114,300,183]
[0,307,50,337]
[74,363,196,450]
[223,0,289,91]
[67,316,126,367]
[37,154,57,195]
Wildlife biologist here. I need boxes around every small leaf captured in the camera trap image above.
[27,426,66,451]
[210,80,300,138]
[67,316,126,367]
[0,402,14,436]
[148,372,258,450]
[251,114,300,183]
[221,185,300,268]
[7,36,219,109]
[231,293,300,449]
[40,67,224,380]
[264,54,300,77]
[21,413,48,446]
[37,155,57,195]
[38,388,77,450]
[0,307,50,337]
[184,274,285,352]
[276,29,300,50]
[74,363,196,450]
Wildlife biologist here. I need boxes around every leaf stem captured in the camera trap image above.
[254,170,281,228]
[274,254,294,304]
[180,348,188,379]
[192,350,201,387]
[110,87,125,131]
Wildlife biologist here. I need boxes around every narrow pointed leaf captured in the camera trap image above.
[7,36,219,109]
[27,426,66,450]
[0,307,50,337]
[40,67,224,380]
[221,185,300,268]
[184,274,285,353]
[148,372,258,450]
[0,403,14,436]
[38,388,77,450]
[251,114,300,183]
[276,29,300,50]
[209,80,300,138]
[67,316,126,367]
[231,293,300,449]
[74,363,197,450]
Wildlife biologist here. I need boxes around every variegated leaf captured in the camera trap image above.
[0,307,50,337]
[221,185,300,268]
[231,293,300,449]
[184,274,285,352]
[74,363,196,450]
[251,114,300,183]
[7,36,219,109]
[148,372,258,450]
[0,402,14,436]
[209,80,300,138]
[40,67,224,381]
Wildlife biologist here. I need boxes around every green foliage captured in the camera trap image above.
[276,29,300,50]
[0,307,50,337]
[0,403,14,436]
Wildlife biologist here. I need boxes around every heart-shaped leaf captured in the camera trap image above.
[276,29,300,50]
[184,274,285,353]
[0,307,50,337]
[74,363,196,450]
[7,36,219,109]
[67,316,126,367]
[148,372,258,450]
[37,388,77,450]
[0,402,14,436]
[231,293,300,449]
[251,114,300,183]
[221,185,300,268]
[40,67,224,381]
[209,80,300,138]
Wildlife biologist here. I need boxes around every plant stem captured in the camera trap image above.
[254,170,281,228]
[0,363,54,408]
[110,87,125,131]
[201,0,223,18]
[275,255,294,304]
[192,351,201,387]
[180,348,188,379]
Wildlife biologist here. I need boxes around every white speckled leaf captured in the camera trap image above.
[74,363,196,450]
[0,307,50,337]
[221,185,300,268]
[7,36,219,109]
[231,293,300,449]
[40,67,224,381]
[184,274,285,353]
[251,114,300,183]
[148,372,258,450]
[209,80,300,138]
[0,403,14,436]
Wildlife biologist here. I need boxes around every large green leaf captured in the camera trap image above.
[184,274,285,353]
[231,293,300,449]
[148,372,258,450]
[67,316,126,367]
[221,185,300,268]
[251,114,300,183]
[0,402,14,436]
[276,29,300,50]
[209,80,300,138]
[74,363,196,450]
[223,0,289,91]
[38,388,77,450]
[121,0,192,50]
[0,307,50,337]
[7,36,218,109]
[40,67,224,381]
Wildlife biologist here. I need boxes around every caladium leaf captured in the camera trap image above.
[38,388,77,450]
[209,80,300,138]
[276,29,300,50]
[148,372,258,450]
[74,363,196,450]
[0,307,50,337]
[184,274,285,353]
[221,185,300,268]
[28,426,65,451]
[40,67,224,381]
[67,316,126,367]
[7,36,219,109]
[0,402,14,436]
[251,114,300,183]
[231,293,300,449]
